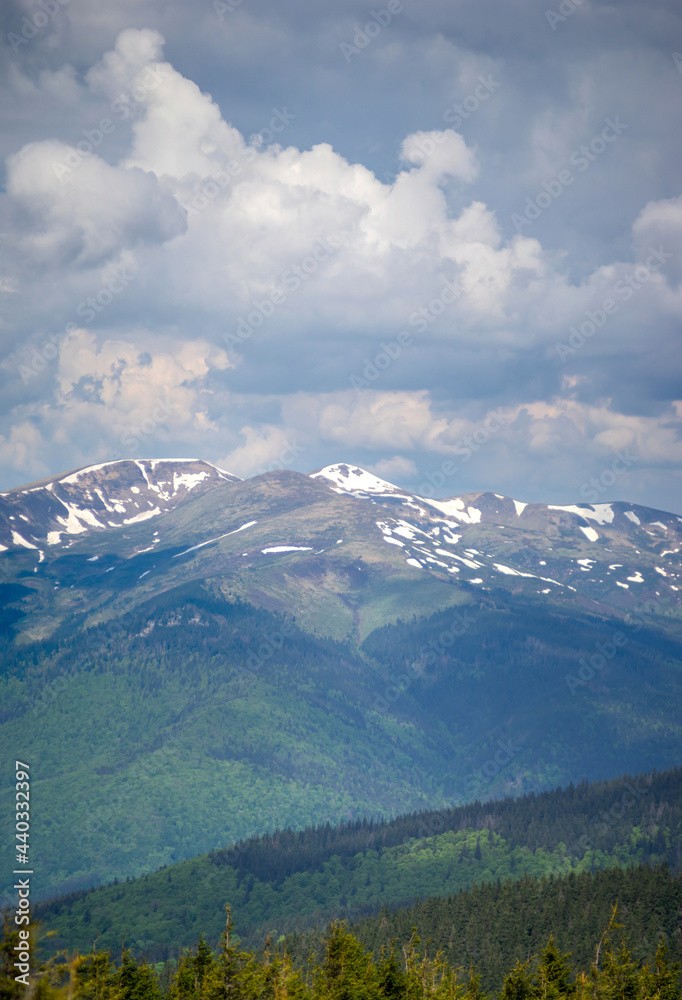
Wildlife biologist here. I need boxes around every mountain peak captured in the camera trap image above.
[0,458,240,553]
[310,463,406,495]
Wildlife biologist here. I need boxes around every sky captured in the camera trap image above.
[0,0,681,511]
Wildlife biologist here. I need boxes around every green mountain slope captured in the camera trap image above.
[3,576,682,902]
[15,868,682,1000]
[33,767,682,962]
[315,865,682,994]
[2,463,682,904]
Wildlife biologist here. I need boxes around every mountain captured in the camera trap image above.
[1,460,681,647]
[1,460,681,901]
[33,766,682,964]
[0,457,239,552]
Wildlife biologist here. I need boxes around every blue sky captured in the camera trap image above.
[0,0,681,510]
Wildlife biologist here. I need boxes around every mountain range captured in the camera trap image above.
[1,459,681,901]
[2,459,681,645]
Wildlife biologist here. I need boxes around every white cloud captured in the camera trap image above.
[0,22,680,512]
[5,139,186,266]
[368,455,419,481]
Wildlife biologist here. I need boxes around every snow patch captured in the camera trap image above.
[173,471,210,492]
[579,526,599,542]
[312,464,401,495]
[12,531,37,549]
[624,511,641,525]
[55,502,89,535]
[173,520,257,558]
[123,509,161,525]
[262,546,314,554]
[424,498,482,523]
[549,503,614,524]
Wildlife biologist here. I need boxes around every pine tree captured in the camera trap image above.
[500,961,534,1000]
[534,937,573,1000]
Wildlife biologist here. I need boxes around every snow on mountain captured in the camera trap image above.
[0,459,239,552]
[1,458,681,615]
[310,463,411,496]
[310,465,682,604]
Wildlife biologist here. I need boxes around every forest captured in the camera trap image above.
[33,766,682,961]
[4,893,680,1000]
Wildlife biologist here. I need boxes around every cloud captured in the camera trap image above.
[0,14,680,513]
[368,455,419,480]
[5,139,186,266]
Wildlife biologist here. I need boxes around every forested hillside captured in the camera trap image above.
[335,865,682,993]
[34,767,682,961]
[8,877,682,1000]
[3,571,682,901]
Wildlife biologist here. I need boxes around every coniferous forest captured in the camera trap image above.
[32,767,682,962]
[3,898,681,1000]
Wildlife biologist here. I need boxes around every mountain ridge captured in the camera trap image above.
[1,460,680,650]
[1,459,681,902]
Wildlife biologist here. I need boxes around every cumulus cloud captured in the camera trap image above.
[6,140,186,266]
[0,14,680,512]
